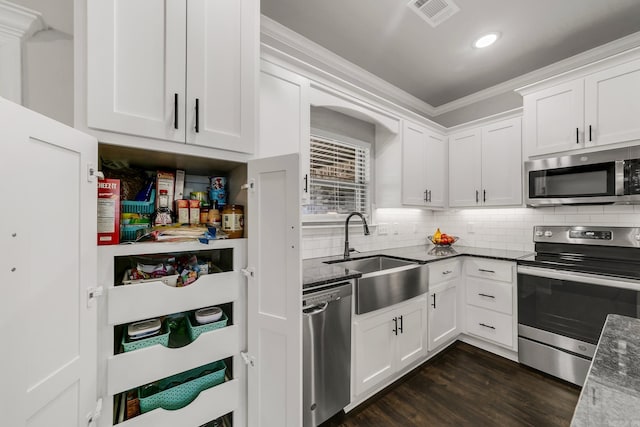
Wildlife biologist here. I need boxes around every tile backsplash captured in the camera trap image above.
[302,205,640,259]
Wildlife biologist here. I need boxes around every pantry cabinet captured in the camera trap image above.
[402,121,447,208]
[449,117,522,207]
[521,54,640,157]
[353,295,427,396]
[259,61,311,203]
[86,0,257,154]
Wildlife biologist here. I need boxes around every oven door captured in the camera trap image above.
[518,266,640,347]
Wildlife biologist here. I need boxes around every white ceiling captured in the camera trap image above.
[261,0,640,108]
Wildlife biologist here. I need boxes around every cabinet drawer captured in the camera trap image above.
[429,259,461,285]
[465,305,513,348]
[466,278,512,315]
[108,271,242,325]
[464,258,513,283]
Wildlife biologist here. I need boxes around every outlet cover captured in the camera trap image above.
[393,223,399,235]
[467,222,475,234]
[378,223,389,235]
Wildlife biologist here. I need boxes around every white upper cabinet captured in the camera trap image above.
[449,117,522,208]
[402,121,447,208]
[584,57,640,147]
[86,0,257,154]
[521,52,640,157]
[259,61,311,202]
[522,80,584,156]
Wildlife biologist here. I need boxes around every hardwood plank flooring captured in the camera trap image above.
[323,342,580,427]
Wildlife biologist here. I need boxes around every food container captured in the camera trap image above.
[209,177,227,208]
[195,306,223,324]
[428,235,459,247]
[128,318,161,339]
[188,310,228,341]
[122,269,179,287]
[221,204,244,238]
[176,199,190,224]
[189,200,200,225]
[190,191,209,207]
[122,319,170,352]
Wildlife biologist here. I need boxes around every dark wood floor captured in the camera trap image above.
[323,342,580,427]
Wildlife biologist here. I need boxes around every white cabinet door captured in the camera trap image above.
[522,80,584,157]
[424,131,447,208]
[428,283,458,351]
[449,129,481,207]
[186,0,257,153]
[87,0,186,142]
[396,296,428,371]
[481,117,522,206]
[585,57,640,147]
[259,61,311,203]
[0,100,98,427]
[247,154,301,427]
[401,121,428,205]
[353,311,396,396]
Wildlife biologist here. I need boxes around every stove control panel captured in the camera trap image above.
[569,230,612,240]
[533,226,640,247]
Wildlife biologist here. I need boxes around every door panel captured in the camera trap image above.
[449,129,481,207]
[353,313,395,396]
[396,297,427,370]
[0,99,97,427]
[425,131,447,208]
[402,122,427,205]
[481,117,522,206]
[87,0,185,141]
[247,154,301,426]
[428,285,458,351]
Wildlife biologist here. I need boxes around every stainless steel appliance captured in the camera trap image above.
[303,282,352,426]
[517,226,640,385]
[524,146,640,206]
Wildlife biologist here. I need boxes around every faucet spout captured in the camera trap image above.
[344,212,370,259]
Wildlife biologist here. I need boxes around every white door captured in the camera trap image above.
[247,154,302,427]
[0,99,98,427]
[522,80,584,157]
[259,61,311,203]
[428,283,458,351]
[481,117,522,206]
[424,131,447,208]
[449,129,481,207]
[585,57,640,147]
[401,121,427,206]
[396,296,428,371]
[352,311,396,396]
[86,0,186,142]
[186,0,257,153]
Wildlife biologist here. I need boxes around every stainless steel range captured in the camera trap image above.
[517,226,640,386]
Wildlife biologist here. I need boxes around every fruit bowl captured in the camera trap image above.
[428,235,459,246]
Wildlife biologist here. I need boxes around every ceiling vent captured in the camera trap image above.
[407,0,460,28]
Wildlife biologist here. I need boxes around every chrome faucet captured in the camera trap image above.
[344,212,370,259]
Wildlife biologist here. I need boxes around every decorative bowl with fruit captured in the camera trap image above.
[428,229,459,246]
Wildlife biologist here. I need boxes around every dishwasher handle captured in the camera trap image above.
[303,302,329,316]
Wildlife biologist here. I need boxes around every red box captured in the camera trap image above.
[97,178,120,245]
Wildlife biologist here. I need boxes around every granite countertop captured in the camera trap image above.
[303,244,533,290]
[571,314,640,426]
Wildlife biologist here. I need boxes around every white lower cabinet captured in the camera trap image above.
[353,295,427,397]
[98,240,247,427]
[428,282,458,351]
[465,306,513,348]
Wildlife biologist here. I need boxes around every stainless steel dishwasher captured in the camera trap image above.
[303,281,352,427]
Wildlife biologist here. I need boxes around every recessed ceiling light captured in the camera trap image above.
[473,32,500,49]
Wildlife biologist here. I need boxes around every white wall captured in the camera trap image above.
[431,205,640,253]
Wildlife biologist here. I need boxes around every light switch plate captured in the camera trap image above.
[377,223,389,235]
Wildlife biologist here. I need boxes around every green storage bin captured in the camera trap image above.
[138,360,227,413]
[120,224,152,242]
[121,322,170,352]
[121,190,156,214]
[187,311,229,341]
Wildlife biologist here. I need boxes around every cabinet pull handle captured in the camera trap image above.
[483,189,486,203]
[442,270,453,275]
[478,293,495,299]
[424,190,428,202]
[428,190,432,202]
[399,315,403,334]
[589,125,592,142]
[478,268,495,274]
[303,174,308,193]
[195,98,200,133]
[174,93,179,129]
[479,323,495,330]
[576,127,579,144]
[392,317,398,335]
[475,190,479,203]
[432,294,436,309]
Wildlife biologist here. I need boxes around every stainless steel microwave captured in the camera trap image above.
[525,147,640,206]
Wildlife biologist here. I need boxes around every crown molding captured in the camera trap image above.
[445,107,522,135]
[0,1,44,40]
[261,15,437,117]
[261,16,640,119]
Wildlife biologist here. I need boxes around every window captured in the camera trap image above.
[303,133,371,221]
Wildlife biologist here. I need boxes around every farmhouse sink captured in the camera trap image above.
[325,255,428,314]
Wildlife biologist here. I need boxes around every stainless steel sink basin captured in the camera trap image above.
[325,256,428,314]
